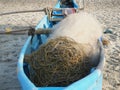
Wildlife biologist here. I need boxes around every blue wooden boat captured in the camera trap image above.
[17,0,105,90]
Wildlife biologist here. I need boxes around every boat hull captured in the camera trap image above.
[17,0,105,90]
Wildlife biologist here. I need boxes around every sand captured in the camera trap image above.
[0,0,120,90]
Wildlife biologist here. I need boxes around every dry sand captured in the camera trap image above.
[0,0,120,90]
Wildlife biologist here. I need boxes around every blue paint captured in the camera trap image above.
[17,0,105,90]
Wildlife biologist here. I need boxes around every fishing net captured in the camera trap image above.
[24,36,93,86]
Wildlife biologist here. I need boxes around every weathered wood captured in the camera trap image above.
[0,28,52,35]
[34,28,52,34]
[0,9,45,16]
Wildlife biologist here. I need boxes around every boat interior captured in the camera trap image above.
[22,0,104,87]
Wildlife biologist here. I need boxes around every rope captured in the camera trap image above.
[24,36,93,86]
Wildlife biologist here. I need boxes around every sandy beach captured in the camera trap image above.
[0,0,120,90]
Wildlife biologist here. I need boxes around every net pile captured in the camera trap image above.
[24,37,93,86]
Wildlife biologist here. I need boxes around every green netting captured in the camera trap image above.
[24,37,93,86]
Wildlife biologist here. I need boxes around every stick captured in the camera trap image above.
[0,28,52,35]
[0,9,45,16]
[35,28,52,34]
[0,8,65,16]
[0,29,28,34]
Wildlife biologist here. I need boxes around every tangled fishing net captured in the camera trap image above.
[24,37,93,86]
